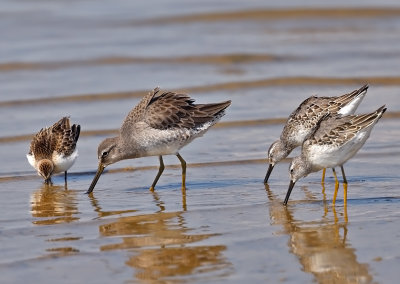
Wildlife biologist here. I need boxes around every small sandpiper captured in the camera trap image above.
[264,84,368,184]
[284,105,386,205]
[27,117,80,184]
[87,87,231,194]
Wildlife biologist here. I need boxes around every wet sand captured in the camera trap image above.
[1,1,400,283]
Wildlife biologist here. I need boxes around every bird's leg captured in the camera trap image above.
[64,171,68,189]
[321,168,326,184]
[340,165,348,184]
[150,156,164,191]
[340,165,348,206]
[332,168,339,205]
[332,167,339,184]
[344,192,348,223]
[44,174,53,185]
[176,153,186,192]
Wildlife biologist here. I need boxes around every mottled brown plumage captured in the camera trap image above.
[285,105,386,205]
[87,87,231,194]
[27,117,80,184]
[121,87,231,133]
[29,117,80,158]
[265,84,368,183]
[282,84,369,148]
[307,105,387,147]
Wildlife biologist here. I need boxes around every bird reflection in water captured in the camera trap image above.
[30,184,79,225]
[150,189,187,212]
[265,184,372,284]
[90,195,232,282]
[321,182,348,223]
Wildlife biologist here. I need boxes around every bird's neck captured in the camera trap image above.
[301,154,315,175]
[117,136,146,160]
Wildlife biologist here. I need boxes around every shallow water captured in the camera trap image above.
[1,1,400,283]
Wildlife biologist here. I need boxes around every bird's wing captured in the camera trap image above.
[52,117,80,156]
[309,105,386,146]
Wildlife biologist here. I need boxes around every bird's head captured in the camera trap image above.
[37,159,54,184]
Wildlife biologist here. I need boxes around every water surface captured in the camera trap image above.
[1,1,400,283]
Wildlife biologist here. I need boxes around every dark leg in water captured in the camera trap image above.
[150,155,165,191]
[176,153,187,192]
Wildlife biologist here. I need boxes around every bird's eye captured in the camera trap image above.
[102,151,108,157]
[290,168,294,174]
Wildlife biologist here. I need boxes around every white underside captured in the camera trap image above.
[138,128,204,156]
[53,150,79,173]
[26,154,36,169]
[308,129,371,170]
[134,120,216,157]
[27,150,78,174]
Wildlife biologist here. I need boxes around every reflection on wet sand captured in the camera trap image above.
[92,195,231,282]
[30,184,79,225]
[321,183,348,222]
[89,193,137,219]
[126,245,228,282]
[265,184,373,284]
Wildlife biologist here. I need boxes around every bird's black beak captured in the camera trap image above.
[284,180,296,206]
[86,163,105,194]
[264,164,274,183]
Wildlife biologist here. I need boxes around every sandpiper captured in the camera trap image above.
[284,105,386,205]
[87,87,231,194]
[264,84,368,184]
[27,117,80,184]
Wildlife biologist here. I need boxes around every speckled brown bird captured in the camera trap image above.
[285,105,386,205]
[27,117,80,184]
[87,87,231,194]
[265,84,369,184]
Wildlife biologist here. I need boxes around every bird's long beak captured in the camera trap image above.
[264,164,274,183]
[86,163,105,194]
[284,180,296,206]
